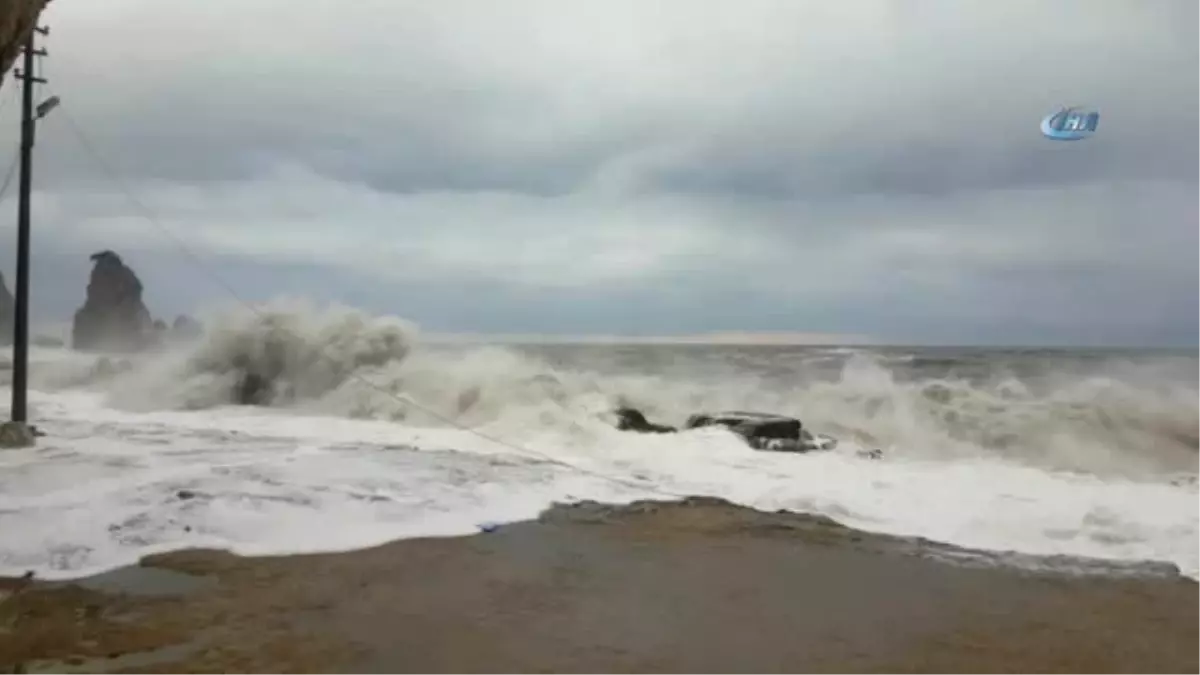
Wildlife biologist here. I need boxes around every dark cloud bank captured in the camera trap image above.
[0,0,1195,346]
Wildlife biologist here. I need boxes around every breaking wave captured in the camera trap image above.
[23,299,1200,480]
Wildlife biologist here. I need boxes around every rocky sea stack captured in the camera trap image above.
[71,250,157,352]
[69,251,203,352]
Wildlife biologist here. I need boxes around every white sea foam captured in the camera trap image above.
[0,301,1195,580]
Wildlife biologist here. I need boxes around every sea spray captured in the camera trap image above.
[1,301,1195,580]
[22,299,1200,479]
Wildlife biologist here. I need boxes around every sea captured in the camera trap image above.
[1,301,1197,580]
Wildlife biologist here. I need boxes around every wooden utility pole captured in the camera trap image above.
[9,23,47,426]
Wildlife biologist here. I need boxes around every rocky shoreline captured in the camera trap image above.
[1,497,1195,673]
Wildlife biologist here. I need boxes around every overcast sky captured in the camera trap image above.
[0,0,1195,345]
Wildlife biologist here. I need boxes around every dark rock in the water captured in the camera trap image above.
[614,406,871,456]
[171,314,203,340]
[92,356,134,379]
[0,270,13,346]
[754,432,839,453]
[71,251,157,352]
[686,411,801,441]
[230,346,289,406]
[615,407,676,434]
[236,372,273,406]
[686,411,833,451]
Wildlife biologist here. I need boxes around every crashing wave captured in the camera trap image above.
[24,298,1200,480]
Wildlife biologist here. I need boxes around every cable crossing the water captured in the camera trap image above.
[0,148,17,202]
[52,101,690,501]
[0,85,19,201]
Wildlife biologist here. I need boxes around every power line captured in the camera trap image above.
[0,148,17,202]
[0,79,15,117]
[53,102,686,500]
[0,83,21,197]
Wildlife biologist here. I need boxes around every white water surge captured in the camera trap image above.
[1,301,1195,579]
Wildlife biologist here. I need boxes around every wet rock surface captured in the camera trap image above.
[0,498,1194,673]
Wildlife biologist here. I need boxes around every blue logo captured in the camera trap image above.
[1040,106,1100,141]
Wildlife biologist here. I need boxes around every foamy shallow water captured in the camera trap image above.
[1,388,1195,581]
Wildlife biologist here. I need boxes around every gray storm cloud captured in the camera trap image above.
[0,0,1195,345]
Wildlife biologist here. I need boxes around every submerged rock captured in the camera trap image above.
[615,407,676,434]
[171,314,203,341]
[71,251,158,352]
[686,411,801,441]
[92,356,134,379]
[615,407,859,455]
[230,344,290,406]
[236,372,273,406]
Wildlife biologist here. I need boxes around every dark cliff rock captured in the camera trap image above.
[71,250,157,352]
[0,270,12,346]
